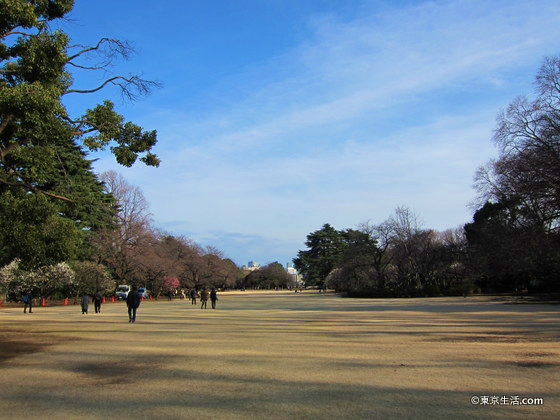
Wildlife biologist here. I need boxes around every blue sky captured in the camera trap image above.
[59,0,560,267]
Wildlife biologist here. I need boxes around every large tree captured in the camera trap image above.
[474,55,560,232]
[92,171,153,283]
[293,223,348,287]
[0,1,159,267]
[472,55,560,292]
[326,228,379,294]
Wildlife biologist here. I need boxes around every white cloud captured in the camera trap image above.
[95,0,560,264]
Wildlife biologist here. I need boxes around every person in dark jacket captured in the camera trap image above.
[210,288,218,309]
[81,295,89,314]
[126,287,141,322]
[22,291,33,313]
[200,288,209,309]
[190,288,198,305]
[93,292,102,313]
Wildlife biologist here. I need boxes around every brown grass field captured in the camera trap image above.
[1,291,559,420]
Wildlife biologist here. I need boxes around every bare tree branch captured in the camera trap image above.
[63,75,160,101]
[0,114,14,136]
[66,38,133,63]
[67,62,109,71]
[1,30,38,40]
[0,175,74,202]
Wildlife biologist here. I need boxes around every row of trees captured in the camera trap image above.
[294,213,468,298]
[0,168,247,299]
[239,262,295,290]
[92,172,244,295]
[295,55,560,297]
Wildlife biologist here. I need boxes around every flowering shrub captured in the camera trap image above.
[0,260,112,299]
[0,259,38,297]
[36,262,75,297]
[71,261,114,295]
[162,275,180,291]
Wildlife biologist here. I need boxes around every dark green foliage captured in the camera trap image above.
[0,135,115,267]
[0,1,74,34]
[0,191,82,269]
[293,224,348,287]
[333,229,381,293]
[465,200,560,292]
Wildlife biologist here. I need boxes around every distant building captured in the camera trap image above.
[242,261,260,271]
[285,263,302,284]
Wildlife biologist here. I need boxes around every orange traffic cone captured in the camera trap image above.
[111,296,115,302]
[64,297,68,305]
[149,295,152,300]
[42,297,46,307]
[102,296,106,303]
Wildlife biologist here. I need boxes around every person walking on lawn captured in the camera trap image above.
[190,288,198,305]
[81,294,89,314]
[127,287,141,323]
[200,288,209,309]
[210,288,218,309]
[93,292,102,313]
[22,291,33,313]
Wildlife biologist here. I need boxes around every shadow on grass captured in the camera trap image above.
[0,329,70,364]
[490,294,560,305]
[3,356,556,420]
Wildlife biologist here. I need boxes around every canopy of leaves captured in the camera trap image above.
[0,190,83,269]
[293,224,349,287]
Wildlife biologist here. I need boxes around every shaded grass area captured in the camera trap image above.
[0,329,64,363]
[1,292,559,420]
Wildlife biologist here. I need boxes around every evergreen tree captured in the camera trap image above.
[293,224,348,287]
[0,1,159,267]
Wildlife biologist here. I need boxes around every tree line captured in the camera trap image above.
[0,168,246,300]
[2,2,559,300]
[239,262,295,290]
[0,167,293,300]
[295,56,560,297]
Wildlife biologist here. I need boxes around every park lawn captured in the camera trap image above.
[0,291,559,420]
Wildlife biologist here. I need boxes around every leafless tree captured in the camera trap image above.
[475,55,560,233]
[92,171,153,283]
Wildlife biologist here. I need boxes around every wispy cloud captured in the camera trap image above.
[94,0,560,264]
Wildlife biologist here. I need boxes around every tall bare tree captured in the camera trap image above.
[475,55,560,232]
[92,171,153,283]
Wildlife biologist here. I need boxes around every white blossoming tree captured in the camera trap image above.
[0,259,75,300]
[71,261,115,297]
[37,262,75,298]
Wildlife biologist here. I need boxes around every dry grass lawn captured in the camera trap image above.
[1,291,559,420]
